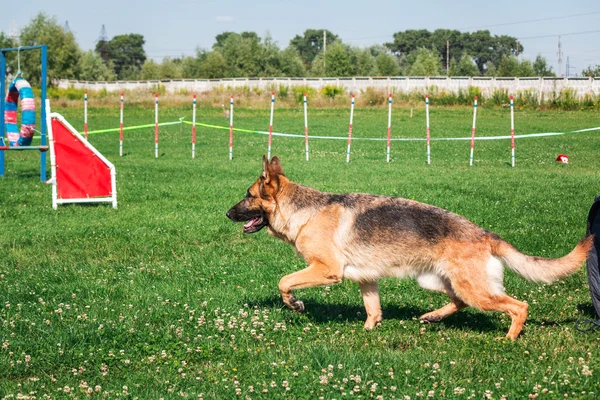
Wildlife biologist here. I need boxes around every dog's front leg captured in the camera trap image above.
[359,281,382,330]
[278,262,342,313]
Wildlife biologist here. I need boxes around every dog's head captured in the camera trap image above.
[226,155,285,234]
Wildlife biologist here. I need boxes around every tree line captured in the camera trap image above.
[1,12,598,85]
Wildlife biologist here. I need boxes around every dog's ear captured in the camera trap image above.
[261,154,269,182]
[269,156,284,176]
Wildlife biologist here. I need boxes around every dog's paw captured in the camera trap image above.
[286,296,305,313]
[292,299,305,314]
[363,318,382,330]
[419,313,442,324]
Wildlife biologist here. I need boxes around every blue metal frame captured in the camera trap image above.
[0,45,48,182]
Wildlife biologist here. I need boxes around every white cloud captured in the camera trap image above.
[216,16,234,22]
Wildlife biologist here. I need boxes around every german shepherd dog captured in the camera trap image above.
[226,156,592,340]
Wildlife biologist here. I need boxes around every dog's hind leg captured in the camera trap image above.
[420,298,467,323]
[359,281,383,330]
[417,274,468,323]
[445,257,529,340]
[278,261,342,313]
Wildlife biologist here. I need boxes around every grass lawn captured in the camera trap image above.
[1,103,600,398]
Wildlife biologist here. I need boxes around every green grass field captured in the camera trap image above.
[2,103,600,399]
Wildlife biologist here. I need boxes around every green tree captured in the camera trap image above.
[290,29,339,68]
[19,13,82,85]
[159,57,182,79]
[0,32,18,74]
[78,50,115,81]
[408,48,442,76]
[533,55,554,77]
[375,53,400,76]
[465,30,520,74]
[581,64,600,77]
[278,46,306,77]
[322,41,353,77]
[497,55,520,76]
[200,51,227,78]
[141,59,161,80]
[386,29,432,57]
[451,53,479,76]
[105,34,146,80]
[260,33,282,77]
[180,55,201,78]
[219,32,261,77]
[356,48,375,76]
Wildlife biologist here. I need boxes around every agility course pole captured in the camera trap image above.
[426,94,431,165]
[510,95,515,167]
[119,93,124,156]
[304,93,309,161]
[154,94,159,158]
[386,93,392,163]
[267,92,275,160]
[229,96,234,160]
[84,91,88,140]
[469,96,478,167]
[192,94,197,159]
[346,94,355,163]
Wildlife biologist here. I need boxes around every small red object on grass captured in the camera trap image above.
[556,154,569,164]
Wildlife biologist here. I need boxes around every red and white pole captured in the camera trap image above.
[510,95,515,167]
[119,92,124,157]
[386,93,392,163]
[229,96,234,160]
[469,96,478,167]
[346,94,355,163]
[267,92,275,160]
[154,93,159,158]
[192,94,197,159]
[304,93,309,161]
[425,94,431,165]
[84,91,88,140]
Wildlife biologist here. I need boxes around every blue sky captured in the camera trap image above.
[3,0,599,75]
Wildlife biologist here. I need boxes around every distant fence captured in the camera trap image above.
[58,76,600,101]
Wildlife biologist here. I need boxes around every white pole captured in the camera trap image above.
[426,94,431,165]
[84,91,88,140]
[46,99,58,210]
[154,94,159,159]
[303,93,309,161]
[229,96,234,160]
[267,92,275,160]
[346,94,355,163]
[192,94,197,159]
[386,93,392,163]
[119,93,124,157]
[469,96,478,167]
[510,95,515,167]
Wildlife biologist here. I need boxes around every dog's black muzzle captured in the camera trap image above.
[227,204,268,234]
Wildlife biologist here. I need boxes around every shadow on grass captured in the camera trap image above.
[245,294,504,334]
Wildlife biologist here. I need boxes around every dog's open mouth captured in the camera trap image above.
[242,216,267,234]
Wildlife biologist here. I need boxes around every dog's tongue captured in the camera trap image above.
[244,217,262,230]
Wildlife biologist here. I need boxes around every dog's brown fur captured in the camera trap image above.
[226,156,593,340]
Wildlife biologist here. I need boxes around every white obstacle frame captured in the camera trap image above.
[46,100,117,210]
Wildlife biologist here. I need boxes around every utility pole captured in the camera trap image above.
[64,21,71,33]
[97,25,109,62]
[323,30,327,75]
[566,56,570,77]
[515,40,519,56]
[557,36,563,77]
[446,40,450,75]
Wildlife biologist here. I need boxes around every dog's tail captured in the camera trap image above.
[491,235,593,284]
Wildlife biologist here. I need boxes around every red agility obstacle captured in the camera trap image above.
[46,101,117,209]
